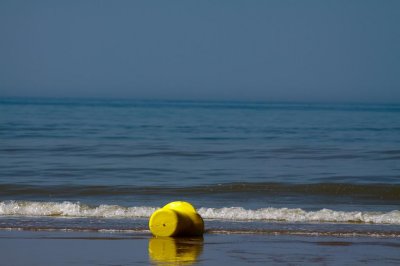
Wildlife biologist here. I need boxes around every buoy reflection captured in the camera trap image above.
[148,236,203,265]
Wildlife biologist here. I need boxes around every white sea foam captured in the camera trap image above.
[0,201,156,218]
[1,201,399,225]
[198,207,400,224]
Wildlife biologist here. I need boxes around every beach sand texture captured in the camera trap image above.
[1,230,400,265]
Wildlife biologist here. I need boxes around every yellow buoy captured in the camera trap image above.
[149,201,204,237]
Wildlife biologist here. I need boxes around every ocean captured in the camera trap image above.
[1,98,400,238]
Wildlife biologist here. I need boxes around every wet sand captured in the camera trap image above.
[1,230,399,265]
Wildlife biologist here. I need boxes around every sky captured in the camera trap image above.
[0,0,399,103]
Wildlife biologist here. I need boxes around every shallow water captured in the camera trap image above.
[1,230,400,265]
[1,98,400,237]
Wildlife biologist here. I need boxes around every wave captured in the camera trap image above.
[1,182,400,200]
[3,98,400,112]
[198,207,400,225]
[1,201,399,225]
[0,201,156,218]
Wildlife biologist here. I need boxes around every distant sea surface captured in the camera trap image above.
[1,98,399,237]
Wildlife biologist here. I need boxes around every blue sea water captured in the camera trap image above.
[0,98,399,236]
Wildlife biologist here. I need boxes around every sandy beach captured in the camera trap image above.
[1,229,399,265]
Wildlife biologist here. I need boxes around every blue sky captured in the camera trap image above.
[0,0,399,102]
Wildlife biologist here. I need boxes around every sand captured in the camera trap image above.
[1,230,399,265]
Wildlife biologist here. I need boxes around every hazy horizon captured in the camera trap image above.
[1,1,399,103]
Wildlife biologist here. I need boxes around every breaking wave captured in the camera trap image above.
[198,207,400,225]
[1,201,399,225]
[0,201,156,218]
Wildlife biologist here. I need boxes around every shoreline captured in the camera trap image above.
[1,229,400,265]
[1,227,400,239]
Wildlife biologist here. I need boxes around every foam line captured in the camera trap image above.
[1,201,399,225]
